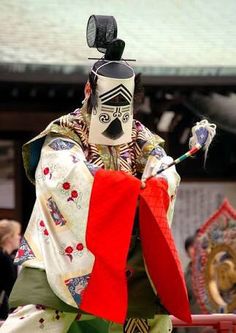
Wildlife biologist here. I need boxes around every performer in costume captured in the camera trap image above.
[0,16,190,333]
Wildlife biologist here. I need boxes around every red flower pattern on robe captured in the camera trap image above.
[63,243,84,262]
[63,182,71,190]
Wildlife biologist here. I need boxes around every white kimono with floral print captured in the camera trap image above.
[15,112,180,312]
[15,135,96,308]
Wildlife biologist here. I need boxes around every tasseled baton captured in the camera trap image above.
[156,119,217,175]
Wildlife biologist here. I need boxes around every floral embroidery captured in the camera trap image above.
[65,246,73,261]
[14,237,36,265]
[76,243,84,251]
[39,220,50,241]
[59,180,82,208]
[36,304,46,311]
[47,197,67,226]
[65,274,90,306]
[71,190,78,199]
[53,310,64,321]
[60,242,85,262]
[36,163,56,182]
[44,229,49,236]
[67,189,79,202]
[62,182,70,190]
[49,138,75,151]
[43,167,50,175]
[39,317,45,329]
[43,166,52,179]
[39,220,45,227]
[35,305,64,327]
[65,246,73,254]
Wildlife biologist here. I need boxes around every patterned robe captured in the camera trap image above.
[12,106,180,320]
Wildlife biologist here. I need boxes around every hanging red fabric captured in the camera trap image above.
[80,169,140,323]
[139,177,191,323]
[81,170,191,324]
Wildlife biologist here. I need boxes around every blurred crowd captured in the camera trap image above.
[0,219,21,320]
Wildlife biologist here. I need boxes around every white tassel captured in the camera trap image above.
[189,119,216,164]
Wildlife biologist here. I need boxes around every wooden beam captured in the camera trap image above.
[0,111,63,132]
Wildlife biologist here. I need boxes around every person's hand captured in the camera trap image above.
[141,155,173,188]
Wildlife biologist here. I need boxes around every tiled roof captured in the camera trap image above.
[0,0,236,76]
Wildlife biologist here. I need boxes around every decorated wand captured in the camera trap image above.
[156,119,217,175]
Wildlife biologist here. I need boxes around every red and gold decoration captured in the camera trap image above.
[193,199,236,313]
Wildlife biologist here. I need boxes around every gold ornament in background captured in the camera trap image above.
[192,200,236,314]
[205,243,236,313]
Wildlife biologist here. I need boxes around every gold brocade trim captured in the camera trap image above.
[50,124,82,145]
[22,117,83,184]
[22,143,34,184]
[22,107,165,183]
[95,145,120,171]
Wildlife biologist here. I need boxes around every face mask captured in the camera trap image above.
[88,62,135,146]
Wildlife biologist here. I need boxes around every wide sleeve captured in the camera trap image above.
[16,134,142,320]
[15,134,98,308]
[134,122,180,225]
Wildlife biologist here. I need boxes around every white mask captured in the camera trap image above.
[88,63,135,146]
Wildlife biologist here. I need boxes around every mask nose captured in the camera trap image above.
[102,117,124,139]
[113,107,122,118]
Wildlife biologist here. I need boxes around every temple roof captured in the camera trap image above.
[0,0,236,78]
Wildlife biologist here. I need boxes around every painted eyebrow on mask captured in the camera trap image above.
[101,106,131,113]
[101,106,114,112]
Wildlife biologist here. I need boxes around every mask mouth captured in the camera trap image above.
[102,117,124,139]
